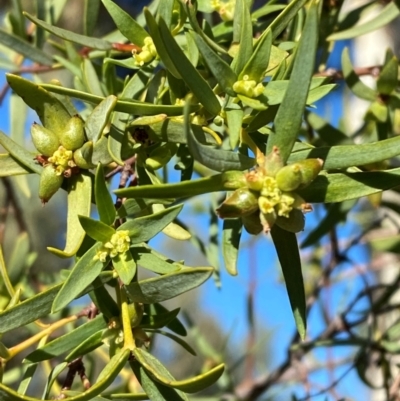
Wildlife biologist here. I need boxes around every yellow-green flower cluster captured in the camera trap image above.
[48,146,75,175]
[233,75,264,98]
[216,150,323,234]
[95,231,131,262]
[134,37,157,66]
[211,0,236,21]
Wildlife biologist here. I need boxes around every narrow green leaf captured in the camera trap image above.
[130,246,181,274]
[24,12,112,50]
[145,329,196,355]
[115,170,246,199]
[52,243,104,312]
[133,347,224,393]
[270,225,306,340]
[267,2,319,163]
[145,8,181,78]
[118,204,183,243]
[0,136,40,175]
[40,83,197,116]
[125,267,213,303]
[239,29,272,82]
[42,362,68,400]
[225,104,243,149]
[222,218,242,276]
[95,164,116,225]
[113,250,137,285]
[6,74,71,135]
[157,0,175,29]
[150,303,187,336]
[65,331,103,362]
[191,31,237,97]
[18,363,38,396]
[48,173,92,258]
[102,0,148,46]
[131,361,188,401]
[84,0,100,36]
[0,272,113,334]
[140,308,180,330]
[78,216,116,243]
[341,47,377,101]
[298,167,400,203]
[184,102,255,171]
[85,95,117,143]
[157,18,221,116]
[89,280,120,319]
[232,0,253,75]
[24,315,106,363]
[82,58,104,97]
[327,2,400,41]
[377,56,399,95]
[288,133,400,170]
[0,28,53,65]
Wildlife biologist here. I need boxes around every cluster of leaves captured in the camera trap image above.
[2,0,400,399]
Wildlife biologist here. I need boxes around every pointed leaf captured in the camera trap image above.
[113,250,137,285]
[0,272,113,334]
[65,331,104,362]
[146,329,196,355]
[0,28,53,65]
[0,133,41,175]
[95,164,116,225]
[327,2,400,41]
[133,348,224,393]
[84,0,100,36]
[267,2,319,163]
[6,74,71,135]
[299,168,400,203]
[52,243,104,312]
[130,246,181,274]
[191,31,237,97]
[79,216,115,243]
[184,102,255,171]
[24,315,106,363]
[377,56,399,95]
[118,204,183,243]
[157,18,221,116]
[24,12,112,50]
[125,267,213,303]
[222,218,242,276]
[102,0,148,46]
[48,173,92,258]
[341,47,377,101]
[82,58,104,97]
[289,134,400,170]
[85,95,117,143]
[42,362,68,400]
[270,225,306,340]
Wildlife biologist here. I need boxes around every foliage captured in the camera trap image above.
[1,0,400,399]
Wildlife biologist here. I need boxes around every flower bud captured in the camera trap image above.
[30,122,60,156]
[275,159,323,192]
[275,208,305,233]
[221,170,247,190]
[216,188,259,218]
[59,115,85,150]
[245,169,264,191]
[38,165,64,204]
[73,141,96,169]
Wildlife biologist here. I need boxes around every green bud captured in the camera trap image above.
[295,158,324,189]
[59,115,85,150]
[221,170,247,190]
[73,141,96,169]
[241,211,263,235]
[275,209,305,233]
[216,188,259,218]
[38,165,64,204]
[30,122,60,156]
[128,303,144,328]
[245,168,264,191]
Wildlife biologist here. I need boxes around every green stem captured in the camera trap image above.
[120,287,136,350]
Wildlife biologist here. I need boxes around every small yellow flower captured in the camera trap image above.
[48,146,74,175]
[94,231,131,262]
[133,37,157,66]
